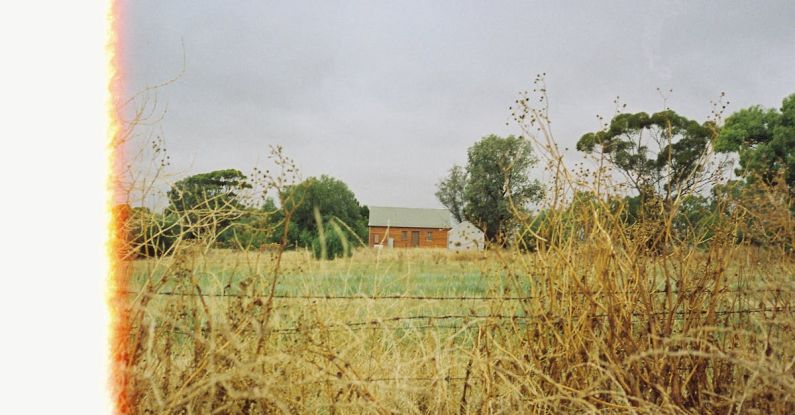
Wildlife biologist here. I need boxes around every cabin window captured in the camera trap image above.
[427,231,432,241]
[373,234,380,244]
[401,231,408,240]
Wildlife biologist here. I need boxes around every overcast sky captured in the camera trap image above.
[120,0,795,209]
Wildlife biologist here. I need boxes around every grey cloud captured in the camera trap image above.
[122,0,795,208]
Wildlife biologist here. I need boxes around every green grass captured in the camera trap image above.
[128,248,534,298]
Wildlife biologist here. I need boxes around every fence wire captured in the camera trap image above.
[121,286,794,301]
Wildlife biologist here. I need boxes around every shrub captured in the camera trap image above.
[127,209,179,258]
[311,220,353,260]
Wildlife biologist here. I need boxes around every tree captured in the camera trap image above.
[670,194,716,244]
[715,93,795,193]
[577,110,715,204]
[577,110,718,252]
[435,165,467,222]
[168,169,251,211]
[281,175,368,248]
[311,218,356,260]
[167,169,251,240]
[463,134,543,242]
[218,197,282,249]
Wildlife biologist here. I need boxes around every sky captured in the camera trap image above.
[119,0,795,209]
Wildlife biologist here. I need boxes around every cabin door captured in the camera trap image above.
[411,231,420,247]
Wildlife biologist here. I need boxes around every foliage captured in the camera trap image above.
[167,169,252,240]
[577,110,715,202]
[463,134,543,242]
[217,197,282,249]
[517,191,607,251]
[311,219,354,260]
[121,206,180,258]
[435,165,467,222]
[716,92,795,193]
[577,110,718,251]
[713,179,793,250]
[670,194,716,243]
[281,175,368,248]
[167,169,251,212]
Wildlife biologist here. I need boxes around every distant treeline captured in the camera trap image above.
[116,172,369,260]
[116,92,794,258]
[433,92,794,251]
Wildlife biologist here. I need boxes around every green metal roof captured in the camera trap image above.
[368,206,453,228]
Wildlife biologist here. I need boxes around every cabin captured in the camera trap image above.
[368,206,453,248]
[448,221,485,251]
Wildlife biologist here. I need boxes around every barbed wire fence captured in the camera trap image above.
[122,286,794,336]
[122,287,795,300]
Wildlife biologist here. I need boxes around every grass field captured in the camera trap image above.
[130,248,502,297]
[116,240,795,414]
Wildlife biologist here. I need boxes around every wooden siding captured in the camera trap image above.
[368,226,449,248]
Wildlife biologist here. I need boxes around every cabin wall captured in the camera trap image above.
[368,226,449,248]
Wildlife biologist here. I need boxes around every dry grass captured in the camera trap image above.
[113,211,794,414]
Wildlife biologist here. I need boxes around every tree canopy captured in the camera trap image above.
[281,175,368,248]
[166,169,252,240]
[462,134,543,242]
[716,93,795,193]
[435,165,467,223]
[167,169,251,213]
[577,110,715,202]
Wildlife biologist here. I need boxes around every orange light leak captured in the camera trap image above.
[108,0,133,412]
